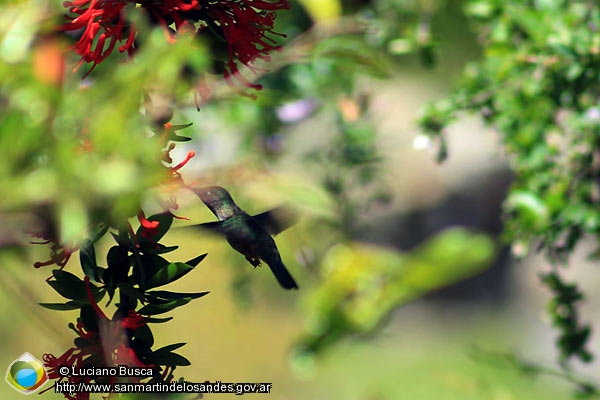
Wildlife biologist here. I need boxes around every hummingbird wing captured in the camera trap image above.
[186,221,227,235]
[252,206,297,236]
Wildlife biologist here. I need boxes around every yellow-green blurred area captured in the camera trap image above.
[0,0,599,399]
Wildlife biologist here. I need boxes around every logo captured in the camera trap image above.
[5,353,48,394]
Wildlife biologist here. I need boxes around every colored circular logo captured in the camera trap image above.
[5,353,48,394]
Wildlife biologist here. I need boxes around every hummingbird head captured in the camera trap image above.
[192,186,238,220]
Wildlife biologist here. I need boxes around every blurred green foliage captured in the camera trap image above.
[418,0,600,380]
[0,2,209,243]
[298,228,495,354]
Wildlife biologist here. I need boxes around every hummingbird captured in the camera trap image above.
[189,186,299,290]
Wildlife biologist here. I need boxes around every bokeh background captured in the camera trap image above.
[1,0,599,399]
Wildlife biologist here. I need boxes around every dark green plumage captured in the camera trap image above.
[190,186,298,290]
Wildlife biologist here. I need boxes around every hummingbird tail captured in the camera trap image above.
[267,259,298,290]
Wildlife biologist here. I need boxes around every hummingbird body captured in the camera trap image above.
[191,186,298,290]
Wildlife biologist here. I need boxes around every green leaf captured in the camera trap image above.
[404,228,496,289]
[305,228,495,348]
[137,298,191,315]
[169,122,193,131]
[80,239,101,283]
[147,290,209,300]
[148,351,191,367]
[143,244,179,255]
[168,134,192,142]
[146,262,196,289]
[186,253,207,267]
[39,301,82,311]
[133,324,154,348]
[134,254,169,290]
[505,190,550,230]
[145,316,174,324]
[107,246,129,270]
[47,269,88,300]
[153,343,186,353]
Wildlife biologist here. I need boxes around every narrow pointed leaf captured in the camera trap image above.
[169,122,193,130]
[153,343,186,353]
[186,253,207,267]
[39,302,81,311]
[169,134,192,142]
[137,298,191,315]
[146,262,196,289]
[144,245,179,255]
[145,316,174,324]
[147,290,209,300]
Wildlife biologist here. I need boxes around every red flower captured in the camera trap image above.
[43,347,91,400]
[42,277,151,399]
[137,210,160,239]
[201,0,291,93]
[61,0,135,75]
[61,0,291,91]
